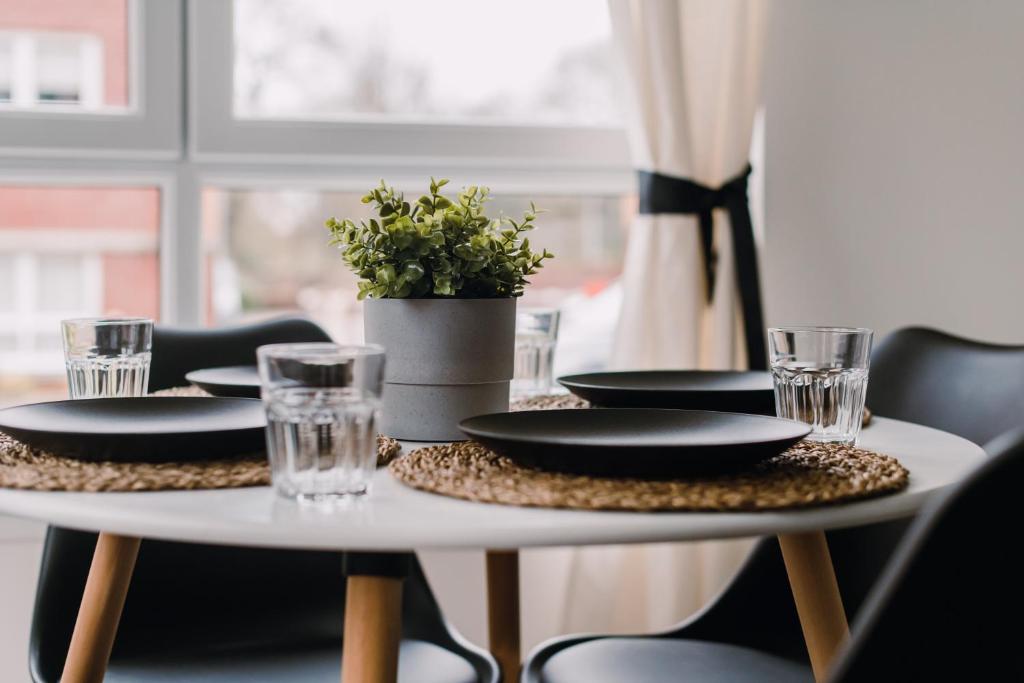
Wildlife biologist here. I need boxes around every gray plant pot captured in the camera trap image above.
[364,297,516,441]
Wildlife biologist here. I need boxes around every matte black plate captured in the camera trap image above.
[186,365,261,398]
[459,409,810,477]
[559,370,776,415]
[0,397,266,463]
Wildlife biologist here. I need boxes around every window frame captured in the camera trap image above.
[0,0,634,335]
[188,0,630,170]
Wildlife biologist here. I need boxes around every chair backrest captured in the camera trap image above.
[867,326,1024,447]
[148,316,332,392]
[29,317,497,682]
[827,326,1024,625]
[830,428,1024,681]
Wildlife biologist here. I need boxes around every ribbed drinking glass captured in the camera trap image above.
[61,317,153,399]
[257,343,385,503]
[768,327,872,445]
[512,308,560,399]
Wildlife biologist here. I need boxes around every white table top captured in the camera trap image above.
[0,418,984,551]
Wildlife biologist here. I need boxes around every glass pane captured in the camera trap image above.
[37,253,86,311]
[0,253,14,310]
[0,35,11,103]
[0,0,131,112]
[233,0,620,126]
[202,186,631,373]
[0,185,160,408]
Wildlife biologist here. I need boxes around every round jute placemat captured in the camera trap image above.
[0,386,401,492]
[389,441,908,512]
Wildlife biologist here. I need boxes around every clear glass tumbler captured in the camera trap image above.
[257,343,385,503]
[61,317,153,399]
[768,326,873,445]
[512,308,561,399]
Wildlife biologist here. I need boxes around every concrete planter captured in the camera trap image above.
[364,297,516,441]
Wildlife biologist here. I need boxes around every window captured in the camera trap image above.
[0,0,180,156]
[0,32,104,108]
[191,0,629,166]
[203,186,633,373]
[0,185,161,406]
[0,0,632,408]
[0,0,130,113]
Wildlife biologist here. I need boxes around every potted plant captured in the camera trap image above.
[326,178,553,440]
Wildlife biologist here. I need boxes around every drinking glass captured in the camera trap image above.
[257,343,385,503]
[768,327,873,445]
[61,317,153,399]
[512,308,560,399]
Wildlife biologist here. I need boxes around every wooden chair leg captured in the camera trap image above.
[341,574,403,683]
[778,531,850,683]
[486,550,521,682]
[62,532,141,683]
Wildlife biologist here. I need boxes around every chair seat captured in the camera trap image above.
[103,639,478,683]
[537,638,812,683]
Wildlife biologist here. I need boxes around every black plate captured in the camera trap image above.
[186,365,261,398]
[559,370,776,415]
[0,397,266,463]
[459,409,810,477]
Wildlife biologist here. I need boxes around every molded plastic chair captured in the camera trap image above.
[830,427,1024,681]
[29,317,498,683]
[523,326,1024,683]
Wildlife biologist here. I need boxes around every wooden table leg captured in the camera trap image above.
[62,532,141,683]
[778,531,850,682]
[486,550,521,682]
[341,574,403,683]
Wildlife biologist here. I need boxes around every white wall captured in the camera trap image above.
[0,518,44,682]
[764,0,1024,344]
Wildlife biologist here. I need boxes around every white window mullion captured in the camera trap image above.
[11,34,36,106]
[14,252,36,353]
[78,37,103,109]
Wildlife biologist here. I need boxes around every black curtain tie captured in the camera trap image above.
[636,165,766,370]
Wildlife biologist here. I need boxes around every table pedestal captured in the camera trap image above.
[778,531,850,682]
[486,550,521,682]
[341,575,404,683]
[62,533,140,683]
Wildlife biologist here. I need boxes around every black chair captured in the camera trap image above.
[30,317,498,683]
[830,426,1024,681]
[523,326,1024,683]
[866,326,1024,447]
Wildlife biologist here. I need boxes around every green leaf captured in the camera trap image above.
[326,178,554,299]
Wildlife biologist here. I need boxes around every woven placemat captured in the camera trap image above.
[389,440,908,512]
[0,386,401,492]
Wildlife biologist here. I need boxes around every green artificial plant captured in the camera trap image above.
[326,178,553,299]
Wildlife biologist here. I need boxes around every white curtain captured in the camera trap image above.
[555,0,770,636]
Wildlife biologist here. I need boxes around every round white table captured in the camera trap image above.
[0,418,986,683]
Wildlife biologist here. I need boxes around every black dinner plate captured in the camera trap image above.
[0,397,266,463]
[459,408,810,477]
[559,370,776,415]
[186,365,261,398]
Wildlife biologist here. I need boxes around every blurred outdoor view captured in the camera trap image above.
[203,188,633,377]
[0,0,130,112]
[233,0,621,126]
[0,0,630,406]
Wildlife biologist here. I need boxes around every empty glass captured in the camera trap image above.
[257,343,385,503]
[512,308,560,399]
[61,317,153,399]
[768,327,873,445]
